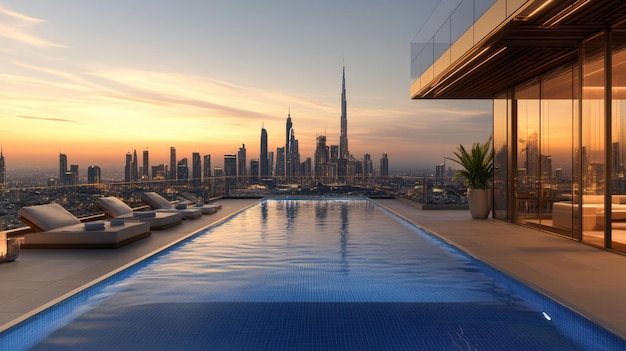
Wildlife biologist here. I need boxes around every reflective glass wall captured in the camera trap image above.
[499,29,626,253]
[611,29,626,251]
[581,33,607,246]
[493,93,510,219]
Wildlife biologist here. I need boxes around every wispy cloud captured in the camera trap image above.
[0,5,65,48]
[17,115,78,124]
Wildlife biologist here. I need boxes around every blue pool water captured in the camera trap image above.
[2,199,625,350]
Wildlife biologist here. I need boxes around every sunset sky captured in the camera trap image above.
[0,0,492,175]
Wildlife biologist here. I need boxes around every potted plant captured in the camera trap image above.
[447,137,494,219]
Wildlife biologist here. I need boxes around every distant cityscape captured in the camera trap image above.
[0,67,469,231]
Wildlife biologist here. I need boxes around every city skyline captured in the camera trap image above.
[0,1,492,172]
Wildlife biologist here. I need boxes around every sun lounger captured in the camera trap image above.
[95,196,183,230]
[140,192,202,219]
[178,192,222,214]
[18,203,151,249]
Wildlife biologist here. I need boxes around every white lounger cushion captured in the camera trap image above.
[141,192,174,209]
[96,196,183,229]
[141,192,201,219]
[24,221,150,247]
[95,197,135,217]
[18,203,81,231]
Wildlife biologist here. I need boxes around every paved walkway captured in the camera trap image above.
[371,199,626,340]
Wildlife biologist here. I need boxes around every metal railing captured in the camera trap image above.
[0,175,469,231]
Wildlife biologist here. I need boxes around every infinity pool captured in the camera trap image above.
[3,199,624,350]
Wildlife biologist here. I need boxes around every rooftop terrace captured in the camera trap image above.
[1,198,625,343]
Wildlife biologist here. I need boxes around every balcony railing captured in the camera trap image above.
[411,0,500,80]
[0,175,469,232]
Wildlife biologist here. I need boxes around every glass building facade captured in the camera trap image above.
[412,1,626,252]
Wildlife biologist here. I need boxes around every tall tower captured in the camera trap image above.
[169,147,177,181]
[238,144,247,183]
[192,152,201,182]
[59,153,68,181]
[142,149,149,180]
[340,66,349,160]
[132,149,139,181]
[260,127,269,178]
[0,148,5,187]
[125,152,132,182]
[285,112,293,178]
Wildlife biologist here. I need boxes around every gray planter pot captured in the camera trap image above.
[467,188,492,219]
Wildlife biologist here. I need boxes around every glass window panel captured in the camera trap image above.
[516,82,540,223]
[612,30,626,252]
[541,68,575,237]
[493,93,508,219]
[581,33,606,247]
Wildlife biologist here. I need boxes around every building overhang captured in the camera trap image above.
[411,0,626,99]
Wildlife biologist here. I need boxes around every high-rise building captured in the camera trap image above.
[238,144,247,182]
[250,159,259,180]
[260,127,269,178]
[0,148,5,187]
[284,113,300,180]
[285,113,294,178]
[363,153,373,179]
[69,164,79,185]
[177,158,189,181]
[275,147,285,180]
[380,153,389,180]
[169,147,177,181]
[132,149,139,182]
[124,152,132,183]
[192,152,201,182]
[340,65,348,159]
[268,151,274,178]
[142,150,149,180]
[152,164,167,180]
[329,144,339,180]
[203,154,212,180]
[224,154,237,177]
[314,135,329,178]
[87,165,101,184]
[339,66,349,178]
[59,153,68,181]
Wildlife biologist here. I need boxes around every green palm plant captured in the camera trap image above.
[446,137,494,190]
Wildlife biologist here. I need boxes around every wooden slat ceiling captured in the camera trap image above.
[416,0,626,99]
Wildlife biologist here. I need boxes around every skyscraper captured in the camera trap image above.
[285,113,293,178]
[125,152,132,182]
[268,151,274,177]
[260,127,269,178]
[224,154,237,177]
[87,165,101,184]
[250,159,259,180]
[203,154,212,180]
[285,113,300,179]
[339,66,349,178]
[142,150,149,180]
[192,152,201,183]
[314,135,329,178]
[169,147,177,181]
[340,65,348,159]
[380,153,389,180]
[132,149,139,182]
[68,164,79,185]
[0,148,5,188]
[275,147,285,179]
[59,153,68,181]
[238,144,247,183]
[177,158,189,181]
